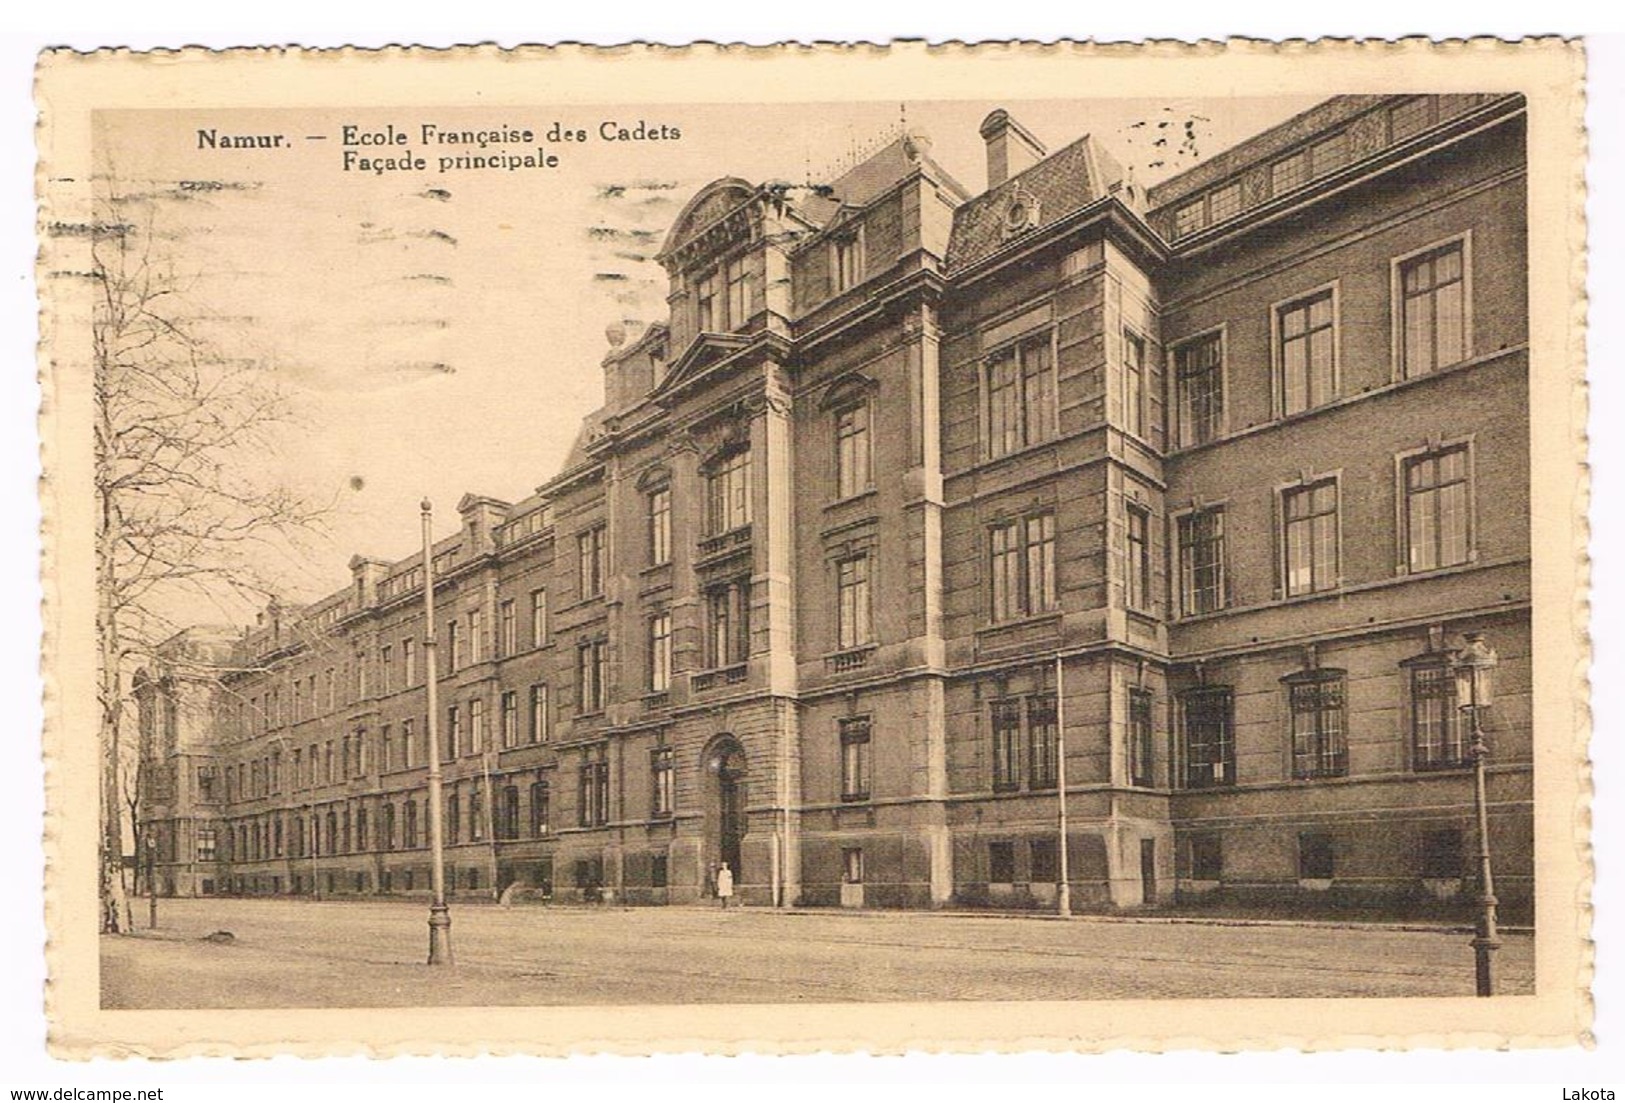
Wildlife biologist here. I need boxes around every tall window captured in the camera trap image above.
[1122,329,1145,438]
[991,699,1022,792]
[1129,688,1155,787]
[706,450,752,534]
[1178,509,1225,616]
[1181,687,1235,789]
[469,698,485,755]
[1174,332,1223,447]
[445,792,460,844]
[578,526,606,599]
[649,612,673,693]
[1027,695,1058,790]
[1404,446,1470,573]
[1030,838,1059,885]
[402,638,416,685]
[467,609,484,664]
[985,335,1054,458]
[378,646,392,695]
[578,748,610,827]
[404,799,418,848]
[839,717,872,802]
[578,640,607,713]
[706,579,751,668]
[1399,242,1467,377]
[835,403,872,499]
[695,269,718,332]
[469,786,484,841]
[987,840,1016,884]
[498,691,517,750]
[529,780,550,836]
[530,589,548,648]
[836,555,873,650]
[1411,662,1467,769]
[651,746,675,816]
[446,620,462,671]
[648,486,671,566]
[724,255,752,328]
[402,718,415,768]
[499,785,521,840]
[499,600,516,657]
[446,705,461,761]
[529,684,550,744]
[1278,290,1336,415]
[1283,479,1339,597]
[831,231,863,293]
[1126,504,1152,613]
[990,512,1056,622]
[1288,672,1348,779]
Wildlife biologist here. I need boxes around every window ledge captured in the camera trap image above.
[691,663,748,692]
[825,488,878,511]
[696,525,753,564]
[1166,344,1528,459]
[825,646,877,673]
[1174,553,1527,626]
[977,436,1058,473]
[975,611,1061,638]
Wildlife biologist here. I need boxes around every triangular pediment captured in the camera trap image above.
[650,331,754,401]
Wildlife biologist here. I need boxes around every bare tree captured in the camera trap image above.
[86,186,328,933]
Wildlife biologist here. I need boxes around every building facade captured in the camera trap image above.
[136,92,1533,919]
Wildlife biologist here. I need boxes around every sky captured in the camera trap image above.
[92,94,1321,626]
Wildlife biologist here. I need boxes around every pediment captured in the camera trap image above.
[657,178,758,268]
[650,331,753,401]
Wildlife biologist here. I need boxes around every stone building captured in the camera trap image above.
[135,92,1532,918]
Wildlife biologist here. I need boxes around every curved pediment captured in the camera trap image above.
[819,371,879,411]
[656,177,758,270]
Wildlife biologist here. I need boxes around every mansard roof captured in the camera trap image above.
[944,133,1126,273]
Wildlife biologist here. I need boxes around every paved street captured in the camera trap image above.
[101,897,1535,1007]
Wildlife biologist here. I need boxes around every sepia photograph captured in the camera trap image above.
[32,40,1588,1055]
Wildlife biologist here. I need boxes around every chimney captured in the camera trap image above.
[979,109,1047,190]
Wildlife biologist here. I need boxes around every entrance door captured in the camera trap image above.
[719,765,744,877]
[1140,838,1157,905]
[703,735,748,887]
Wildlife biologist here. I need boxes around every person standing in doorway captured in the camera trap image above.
[716,862,734,909]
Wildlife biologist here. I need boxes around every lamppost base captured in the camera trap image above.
[427,904,454,966]
[1057,885,1072,919]
[1471,934,1501,998]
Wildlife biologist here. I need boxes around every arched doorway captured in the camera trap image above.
[702,735,747,885]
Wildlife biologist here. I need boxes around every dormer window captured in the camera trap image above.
[695,270,718,332]
[725,256,752,330]
[831,228,864,294]
[695,256,753,334]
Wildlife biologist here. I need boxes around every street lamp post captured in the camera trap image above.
[1452,632,1500,997]
[421,500,454,966]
